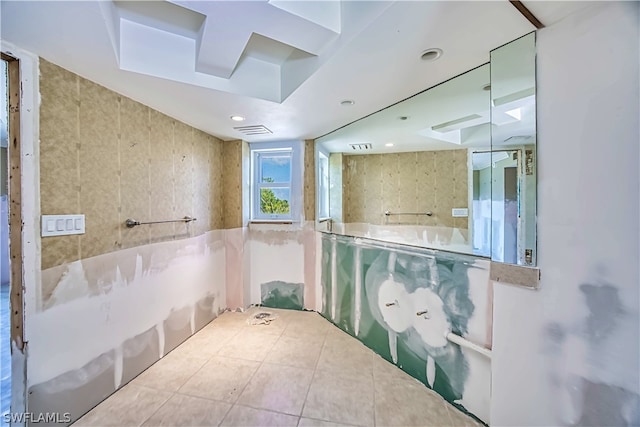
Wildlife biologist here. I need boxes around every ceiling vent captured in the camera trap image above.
[349,143,373,151]
[233,125,273,135]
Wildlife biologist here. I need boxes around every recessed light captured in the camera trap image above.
[385,143,394,147]
[398,116,409,121]
[230,115,245,122]
[482,84,491,91]
[421,48,443,62]
[340,100,355,106]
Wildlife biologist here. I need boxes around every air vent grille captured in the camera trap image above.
[349,143,373,151]
[234,125,273,135]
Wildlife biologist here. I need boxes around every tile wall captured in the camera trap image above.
[39,59,227,270]
[342,150,468,228]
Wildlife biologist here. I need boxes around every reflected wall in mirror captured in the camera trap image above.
[316,64,493,257]
[490,33,537,266]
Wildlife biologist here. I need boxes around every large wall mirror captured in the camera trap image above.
[490,33,536,266]
[316,33,537,265]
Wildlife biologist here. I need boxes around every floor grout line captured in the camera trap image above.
[134,387,175,427]
[297,324,329,422]
[219,329,272,422]
[227,401,302,419]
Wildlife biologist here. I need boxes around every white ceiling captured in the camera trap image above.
[315,32,540,155]
[1,1,592,144]
[317,63,493,154]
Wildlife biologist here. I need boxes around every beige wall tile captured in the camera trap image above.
[380,153,399,215]
[434,150,455,228]
[343,156,366,223]
[192,129,211,236]
[223,140,243,229]
[149,111,176,242]
[173,122,194,239]
[364,155,383,224]
[41,235,80,272]
[39,59,79,144]
[396,152,418,217]
[417,151,437,226]
[119,97,151,249]
[78,79,121,259]
[210,136,225,230]
[304,140,315,221]
[40,61,227,269]
[343,149,468,228]
[39,60,81,269]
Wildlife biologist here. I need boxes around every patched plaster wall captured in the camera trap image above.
[491,3,640,426]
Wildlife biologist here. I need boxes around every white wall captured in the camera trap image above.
[245,222,318,310]
[492,3,639,426]
[28,231,227,423]
[248,228,306,305]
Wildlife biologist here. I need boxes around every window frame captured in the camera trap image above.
[250,141,302,222]
[316,146,330,221]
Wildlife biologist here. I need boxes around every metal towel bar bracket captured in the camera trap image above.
[125,216,196,228]
[384,210,433,217]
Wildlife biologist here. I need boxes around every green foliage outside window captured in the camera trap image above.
[259,178,289,214]
[260,188,290,214]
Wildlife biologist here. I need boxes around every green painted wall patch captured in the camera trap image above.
[261,281,304,310]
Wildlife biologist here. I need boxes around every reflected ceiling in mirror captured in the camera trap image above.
[319,63,491,154]
[316,64,492,257]
[490,32,537,266]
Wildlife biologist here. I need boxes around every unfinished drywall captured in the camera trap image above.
[320,233,492,423]
[246,222,317,311]
[29,231,226,425]
[224,227,249,310]
[491,3,639,426]
[342,149,468,228]
[39,59,225,270]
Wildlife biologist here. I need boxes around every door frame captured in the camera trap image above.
[1,43,41,422]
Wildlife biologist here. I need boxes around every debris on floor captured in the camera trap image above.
[247,311,278,326]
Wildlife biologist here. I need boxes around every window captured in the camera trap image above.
[250,141,301,221]
[317,150,330,220]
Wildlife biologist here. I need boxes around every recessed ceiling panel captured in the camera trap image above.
[109,0,346,103]
[114,0,205,37]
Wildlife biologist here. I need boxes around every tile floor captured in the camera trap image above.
[74,307,483,427]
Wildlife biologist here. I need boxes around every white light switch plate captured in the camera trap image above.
[452,208,469,218]
[42,214,85,237]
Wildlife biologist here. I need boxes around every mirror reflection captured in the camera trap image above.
[316,64,493,256]
[490,33,537,265]
[315,33,538,263]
